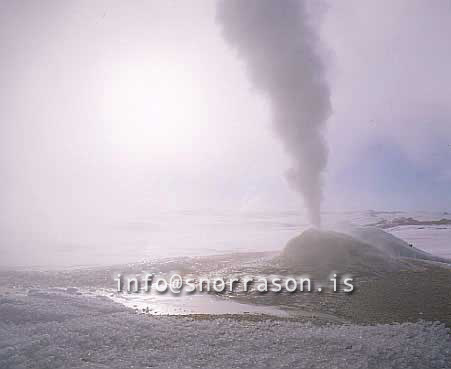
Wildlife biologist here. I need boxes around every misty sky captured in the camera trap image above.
[1,0,451,235]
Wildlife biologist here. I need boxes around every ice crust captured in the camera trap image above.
[1,291,449,369]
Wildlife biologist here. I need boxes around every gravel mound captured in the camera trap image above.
[281,228,404,274]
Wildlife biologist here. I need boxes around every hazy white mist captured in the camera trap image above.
[1,0,450,266]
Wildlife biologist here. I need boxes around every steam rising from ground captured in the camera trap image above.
[217,0,331,227]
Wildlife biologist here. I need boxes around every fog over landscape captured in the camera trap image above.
[1,0,451,266]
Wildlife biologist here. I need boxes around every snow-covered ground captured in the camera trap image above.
[1,291,450,369]
[389,226,451,259]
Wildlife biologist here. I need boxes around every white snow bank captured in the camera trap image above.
[387,225,451,260]
[1,291,449,369]
[346,226,451,264]
[366,216,451,229]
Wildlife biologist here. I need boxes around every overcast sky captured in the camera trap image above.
[1,0,450,235]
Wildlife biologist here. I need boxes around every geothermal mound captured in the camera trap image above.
[281,228,402,274]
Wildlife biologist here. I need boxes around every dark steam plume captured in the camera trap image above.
[217,0,331,226]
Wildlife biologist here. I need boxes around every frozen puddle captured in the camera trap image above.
[103,290,289,317]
